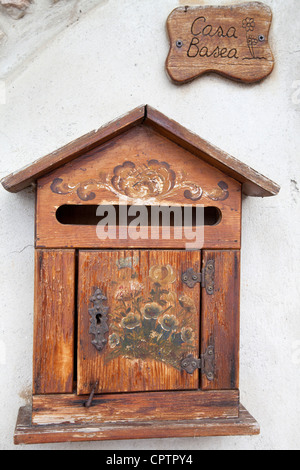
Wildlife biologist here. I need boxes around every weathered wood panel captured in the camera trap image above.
[33,250,76,394]
[166,3,274,84]
[201,250,240,390]
[15,404,260,445]
[77,250,201,395]
[32,390,239,425]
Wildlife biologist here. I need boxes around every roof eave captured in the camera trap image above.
[145,105,280,198]
[1,104,280,198]
[1,105,146,193]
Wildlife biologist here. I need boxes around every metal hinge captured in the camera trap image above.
[180,346,215,381]
[181,259,215,294]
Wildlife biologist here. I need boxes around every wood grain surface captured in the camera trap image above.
[77,250,201,395]
[201,250,240,390]
[166,2,274,84]
[32,390,239,425]
[33,250,76,394]
[15,404,260,444]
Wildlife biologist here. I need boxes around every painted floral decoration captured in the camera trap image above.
[181,327,195,343]
[114,280,144,301]
[50,160,229,203]
[111,160,176,199]
[149,264,176,285]
[178,295,197,314]
[106,264,197,370]
[142,302,163,320]
[108,333,120,349]
[159,314,179,332]
[120,312,141,330]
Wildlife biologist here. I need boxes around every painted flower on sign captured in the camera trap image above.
[242,16,266,60]
[242,17,255,32]
[247,35,258,48]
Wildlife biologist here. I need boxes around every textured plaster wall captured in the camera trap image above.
[0,0,299,450]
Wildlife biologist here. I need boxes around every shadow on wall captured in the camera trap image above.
[0,0,109,82]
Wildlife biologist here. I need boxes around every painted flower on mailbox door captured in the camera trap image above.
[120,313,142,330]
[159,314,178,332]
[105,263,197,370]
[142,302,163,320]
[181,327,195,343]
[108,333,120,349]
[114,280,144,302]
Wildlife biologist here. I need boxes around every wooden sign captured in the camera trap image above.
[166,2,274,84]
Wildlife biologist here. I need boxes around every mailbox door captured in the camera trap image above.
[77,250,201,395]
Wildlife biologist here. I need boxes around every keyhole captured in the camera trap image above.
[96,313,102,325]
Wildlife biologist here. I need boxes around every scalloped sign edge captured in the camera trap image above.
[166,1,274,85]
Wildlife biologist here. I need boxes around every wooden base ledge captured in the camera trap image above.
[14,405,259,445]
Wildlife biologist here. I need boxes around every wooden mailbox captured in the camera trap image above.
[1,105,280,444]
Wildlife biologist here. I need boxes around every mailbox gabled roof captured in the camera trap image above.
[1,105,280,197]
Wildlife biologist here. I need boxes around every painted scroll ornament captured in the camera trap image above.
[50,159,229,202]
[166,2,274,84]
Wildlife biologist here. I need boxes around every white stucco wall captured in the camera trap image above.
[0,0,299,450]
